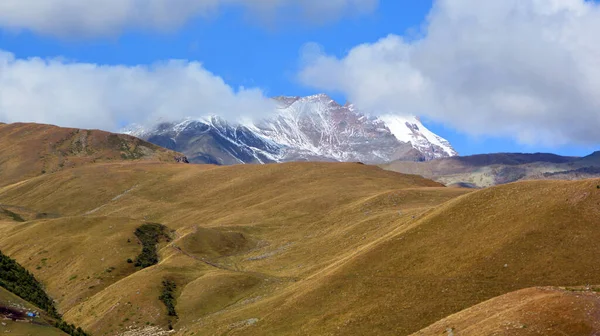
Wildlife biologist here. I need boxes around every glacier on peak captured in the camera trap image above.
[122,94,457,165]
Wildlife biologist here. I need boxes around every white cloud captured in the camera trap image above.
[299,0,600,146]
[0,0,378,37]
[0,51,276,130]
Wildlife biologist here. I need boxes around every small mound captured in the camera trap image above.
[178,227,256,259]
[412,286,600,336]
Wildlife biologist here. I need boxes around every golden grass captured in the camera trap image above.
[1,141,599,336]
[0,160,466,335]
[218,179,600,335]
[0,217,145,311]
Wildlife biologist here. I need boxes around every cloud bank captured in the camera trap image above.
[300,0,600,146]
[0,51,276,131]
[0,0,378,37]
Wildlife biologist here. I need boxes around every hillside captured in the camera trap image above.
[0,161,469,335]
[194,178,599,335]
[0,122,187,187]
[412,286,600,335]
[381,152,600,187]
[0,139,599,335]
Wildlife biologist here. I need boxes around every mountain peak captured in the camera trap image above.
[123,94,457,164]
[300,93,333,101]
[274,93,338,108]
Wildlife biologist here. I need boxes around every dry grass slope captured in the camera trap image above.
[412,286,600,335]
[0,161,469,335]
[1,131,599,336]
[235,179,600,335]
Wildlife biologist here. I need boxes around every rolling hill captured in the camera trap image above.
[0,123,599,335]
[0,157,469,335]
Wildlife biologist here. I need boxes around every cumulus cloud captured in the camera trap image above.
[299,0,600,146]
[0,51,276,130]
[0,0,378,37]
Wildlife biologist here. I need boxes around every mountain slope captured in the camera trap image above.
[0,161,467,335]
[124,94,457,165]
[381,152,600,187]
[1,125,599,336]
[1,155,600,335]
[0,122,187,187]
[195,178,600,335]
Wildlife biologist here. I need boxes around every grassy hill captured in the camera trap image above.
[0,160,469,335]
[1,123,600,335]
[182,178,600,335]
[0,122,186,187]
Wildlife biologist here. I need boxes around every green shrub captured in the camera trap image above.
[133,223,170,269]
[159,279,178,317]
[0,249,59,318]
[55,321,91,336]
[1,250,90,336]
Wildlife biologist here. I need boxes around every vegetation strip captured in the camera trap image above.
[159,279,178,330]
[133,223,171,268]
[1,208,25,222]
[0,250,91,335]
[0,249,58,317]
[54,320,90,336]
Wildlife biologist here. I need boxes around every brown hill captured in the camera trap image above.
[198,178,600,335]
[0,161,468,335]
[412,286,600,335]
[0,122,186,187]
[1,144,599,335]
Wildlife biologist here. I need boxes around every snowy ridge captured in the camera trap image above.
[123,94,457,164]
[377,115,457,158]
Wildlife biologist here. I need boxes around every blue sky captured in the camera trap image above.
[0,0,598,157]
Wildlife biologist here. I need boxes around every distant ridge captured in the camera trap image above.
[382,151,600,187]
[0,122,187,186]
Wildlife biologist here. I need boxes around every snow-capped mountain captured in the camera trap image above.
[122,94,457,165]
